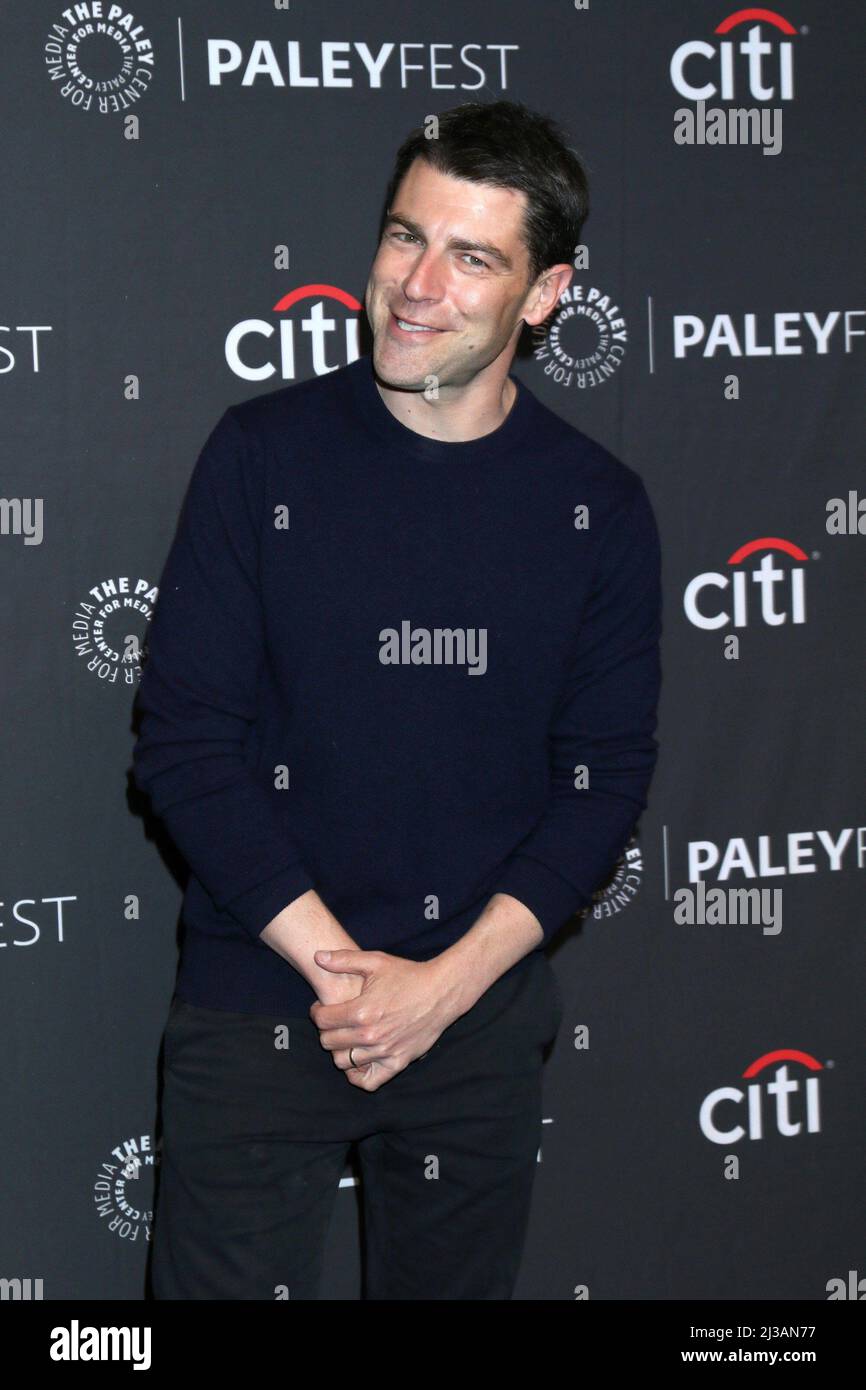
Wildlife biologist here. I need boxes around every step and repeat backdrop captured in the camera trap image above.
[1,2,863,1301]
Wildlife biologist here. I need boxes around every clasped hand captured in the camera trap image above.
[309,949,459,1092]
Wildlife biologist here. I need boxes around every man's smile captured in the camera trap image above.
[387,309,450,341]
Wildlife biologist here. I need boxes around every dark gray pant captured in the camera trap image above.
[152,949,561,1300]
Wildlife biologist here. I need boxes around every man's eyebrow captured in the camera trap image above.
[384,212,515,270]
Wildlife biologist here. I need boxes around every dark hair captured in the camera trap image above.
[380,99,590,287]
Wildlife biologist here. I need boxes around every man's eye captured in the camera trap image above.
[387,233,487,270]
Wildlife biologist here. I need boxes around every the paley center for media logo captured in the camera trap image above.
[531,283,628,394]
[44,4,155,115]
[72,575,157,685]
[93,1133,159,1243]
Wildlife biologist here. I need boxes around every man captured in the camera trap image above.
[133,99,662,1300]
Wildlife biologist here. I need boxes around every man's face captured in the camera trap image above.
[365,157,554,391]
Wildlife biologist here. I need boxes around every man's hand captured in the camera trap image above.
[258,890,364,1004]
[309,949,472,1092]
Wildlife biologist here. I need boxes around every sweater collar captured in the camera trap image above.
[343,351,538,462]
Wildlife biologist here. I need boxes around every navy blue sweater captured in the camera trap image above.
[132,354,662,1016]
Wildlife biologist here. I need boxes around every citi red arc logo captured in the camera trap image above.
[700,1048,824,1144]
[741,1047,821,1077]
[715,7,797,32]
[271,284,361,314]
[226,283,362,381]
[684,536,808,629]
[671,9,799,103]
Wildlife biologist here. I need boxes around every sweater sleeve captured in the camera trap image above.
[491,474,662,945]
[132,406,316,939]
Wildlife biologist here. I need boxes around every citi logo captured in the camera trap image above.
[684,537,807,629]
[699,1049,824,1144]
[671,9,799,103]
[227,284,361,382]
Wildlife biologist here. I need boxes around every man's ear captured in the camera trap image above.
[521,264,574,328]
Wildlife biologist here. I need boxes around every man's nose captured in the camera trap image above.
[401,247,446,302]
